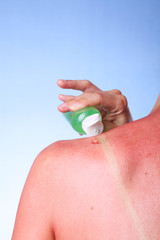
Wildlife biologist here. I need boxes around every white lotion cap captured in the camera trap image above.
[82,113,104,137]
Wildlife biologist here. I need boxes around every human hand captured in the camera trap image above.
[57,79,133,131]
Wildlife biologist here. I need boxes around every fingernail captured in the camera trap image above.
[57,79,65,85]
[58,94,64,100]
[59,102,69,111]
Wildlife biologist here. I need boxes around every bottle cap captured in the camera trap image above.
[82,113,104,137]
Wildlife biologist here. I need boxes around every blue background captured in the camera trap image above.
[0,0,160,238]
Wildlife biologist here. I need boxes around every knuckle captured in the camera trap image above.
[113,89,122,95]
[97,91,103,98]
[120,95,128,107]
[84,80,91,88]
[95,92,103,102]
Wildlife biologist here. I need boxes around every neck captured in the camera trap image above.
[150,94,160,114]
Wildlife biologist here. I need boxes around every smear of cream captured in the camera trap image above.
[91,136,106,144]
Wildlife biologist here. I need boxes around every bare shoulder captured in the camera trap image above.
[12,140,82,240]
[12,111,160,240]
[33,110,160,193]
[12,137,105,239]
[34,136,106,171]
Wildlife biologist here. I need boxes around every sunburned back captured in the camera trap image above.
[12,111,160,240]
[52,111,160,240]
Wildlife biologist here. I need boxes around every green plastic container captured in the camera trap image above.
[63,106,104,136]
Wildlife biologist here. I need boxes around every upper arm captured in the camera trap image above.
[11,142,60,240]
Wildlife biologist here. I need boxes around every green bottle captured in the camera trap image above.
[63,106,104,136]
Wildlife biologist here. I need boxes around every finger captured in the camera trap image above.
[67,92,103,111]
[67,91,128,114]
[58,94,75,102]
[57,79,101,92]
[57,102,70,112]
